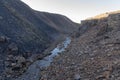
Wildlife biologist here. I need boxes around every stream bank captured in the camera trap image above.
[14,37,71,80]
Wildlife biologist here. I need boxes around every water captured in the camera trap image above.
[15,37,71,80]
[40,37,71,67]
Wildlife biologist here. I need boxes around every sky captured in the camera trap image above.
[21,0,120,23]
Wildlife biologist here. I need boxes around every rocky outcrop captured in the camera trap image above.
[108,13,120,29]
[40,11,120,80]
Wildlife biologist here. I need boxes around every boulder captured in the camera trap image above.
[8,43,18,52]
[74,74,81,80]
[0,36,7,43]
[15,56,26,64]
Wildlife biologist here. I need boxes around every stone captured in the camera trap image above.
[15,56,26,64]
[74,74,81,80]
[8,43,18,52]
[11,63,16,66]
[96,71,110,80]
[0,36,7,43]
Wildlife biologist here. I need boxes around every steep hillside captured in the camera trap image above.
[0,0,79,79]
[35,11,78,35]
[0,0,78,52]
[40,11,120,80]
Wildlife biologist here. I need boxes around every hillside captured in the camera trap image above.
[40,11,120,80]
[35,11,78,35]
[0,0,79,79]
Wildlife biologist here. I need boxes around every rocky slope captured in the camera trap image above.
[40,11,120,80]
[0,0,79,79]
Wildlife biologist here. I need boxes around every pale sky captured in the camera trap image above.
[21,0,120,23]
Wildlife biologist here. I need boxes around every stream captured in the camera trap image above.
[15,37,71,80]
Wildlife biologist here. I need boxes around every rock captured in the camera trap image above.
[11,63,16,66]
[108,13,120,30]
[0,36,7,43]
[96,71,111,80]
[8,43,18,51]
[15,56,26,64]
[74,74,81,80]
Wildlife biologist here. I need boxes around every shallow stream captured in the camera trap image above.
[15,37,71,80]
